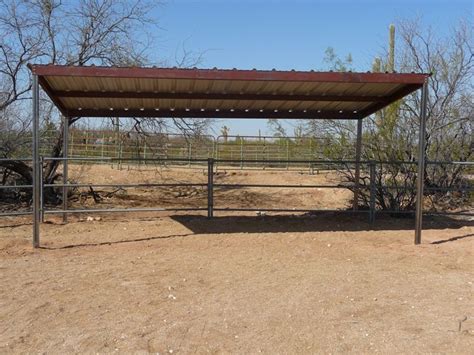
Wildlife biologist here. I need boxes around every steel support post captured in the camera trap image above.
[353,118,363,210]
[32,75,40,248]
[62,116,69,223]
[39,156,44,223]
[240,139,244,170]
[286,139,289,170]
[207,158,214,218]
[369,161,376,224]
[188,143,192,167]
[215,141,219,172]
[115,117,121,170]
[415,80,429,244]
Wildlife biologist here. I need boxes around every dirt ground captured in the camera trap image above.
[0,165,473,353]
[61,164,354,211]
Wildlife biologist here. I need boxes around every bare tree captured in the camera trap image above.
[349,19,473,211]
[0,0,213,204]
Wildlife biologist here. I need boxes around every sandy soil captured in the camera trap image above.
[54,164,353,212]
[0,165,473,353]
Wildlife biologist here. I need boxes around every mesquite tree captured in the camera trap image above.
[268,19,473,211]
[0,0,210,204]
[367,20,470,211]
[347,20,472,211]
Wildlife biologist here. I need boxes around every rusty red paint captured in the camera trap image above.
[28,64,429,119]
[29,64,429,85]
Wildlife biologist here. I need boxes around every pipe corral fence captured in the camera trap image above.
[1,156,472,244]
[22,129,358,171]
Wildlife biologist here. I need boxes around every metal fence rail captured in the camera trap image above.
[1,157,473,246]
[2,130,362,171]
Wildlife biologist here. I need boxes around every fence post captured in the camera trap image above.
[39,156,44,223]
[215,140,219,172]
[369,161,376,224]
[85,131,89,155]
[188,142,192,167]
[101,132,105,163]
[118,143,123,171]
[70,130,74,157]
[143,141,147,166]
[240,138,244,170]
[263,137,266,170]
[207,158,214,218]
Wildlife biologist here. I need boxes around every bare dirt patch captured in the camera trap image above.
[55,164,352,212]
[0,165,473,353]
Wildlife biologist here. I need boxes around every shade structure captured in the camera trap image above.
[27,64,430,247]
[28,64,429,119]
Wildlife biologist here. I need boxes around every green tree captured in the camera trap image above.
[347,20,473,211]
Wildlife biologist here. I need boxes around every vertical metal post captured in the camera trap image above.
[70,130,74,157]
[143,141,147,166]
[415,80,429,244]
[62,116,69,223]
[85,131,89,154]
[188,142,192,167]
[369,161,376,224]
[39,156,44,223]
[115,117,121,170]
[207,158,214,218]
[119,143,123,170]
[240,138,243,170]
[100,132,105,163]
[263,137,266,170]
[215,140,219,172]
[32,74,40,248]
[353,118,363,210]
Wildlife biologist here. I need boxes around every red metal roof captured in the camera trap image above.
[28,64,429,119]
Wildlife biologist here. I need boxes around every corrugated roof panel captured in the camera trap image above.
[33,65,428,119]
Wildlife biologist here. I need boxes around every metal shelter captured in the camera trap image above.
[28,64,430,247]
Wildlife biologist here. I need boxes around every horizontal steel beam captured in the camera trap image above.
[358,84,422,117]
[56,90,386,103]
[38,76,69,116]
[66,108,363,119]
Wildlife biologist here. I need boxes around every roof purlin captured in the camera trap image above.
[55,91,389,103]
[65,108,365,120]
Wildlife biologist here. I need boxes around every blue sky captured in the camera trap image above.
[150,0,472,136]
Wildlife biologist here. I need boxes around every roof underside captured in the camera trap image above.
[29,65,429,120]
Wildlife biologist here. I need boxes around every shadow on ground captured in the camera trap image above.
[171,212,473,234]
[15,212,472,250]
[430,233,474,244]
[39,233,192,250]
